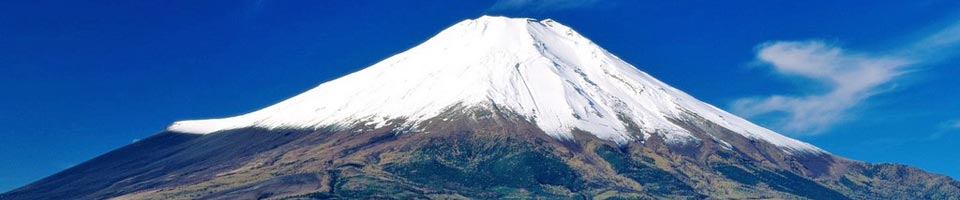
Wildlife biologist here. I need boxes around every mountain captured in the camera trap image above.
[3,16,958,200]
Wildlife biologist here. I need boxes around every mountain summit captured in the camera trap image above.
[169,16,818,153]
[4,16,958,199]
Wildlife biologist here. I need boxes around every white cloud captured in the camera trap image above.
[733,21,960,136]
[488,0,601,12]
[732,41,910,134]
[928,119,960,140]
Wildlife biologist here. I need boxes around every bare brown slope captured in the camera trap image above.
[2,106,958,199]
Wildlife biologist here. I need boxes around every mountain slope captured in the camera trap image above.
[3,16,958,200]
[168,16,817,153]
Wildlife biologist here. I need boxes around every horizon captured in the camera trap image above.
[2,1,959,192]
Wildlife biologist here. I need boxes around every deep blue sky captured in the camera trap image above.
[2,0,959,192]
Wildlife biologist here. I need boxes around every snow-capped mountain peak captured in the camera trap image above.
[167,16,822,153]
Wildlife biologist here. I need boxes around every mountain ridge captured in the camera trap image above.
[3,16,958,200]
[168,15,820,153]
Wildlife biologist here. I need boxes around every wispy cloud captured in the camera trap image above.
[928,119,960,140]
[487,0,601,13]
[732,21,960,136]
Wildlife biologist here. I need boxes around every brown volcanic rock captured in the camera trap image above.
[3,106,958,199]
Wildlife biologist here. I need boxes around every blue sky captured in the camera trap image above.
[2,0,959,192]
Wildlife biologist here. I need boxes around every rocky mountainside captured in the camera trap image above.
[3,16,958,200]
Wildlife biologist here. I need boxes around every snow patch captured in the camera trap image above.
[166,16,823,154]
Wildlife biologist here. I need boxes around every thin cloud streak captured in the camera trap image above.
[733,20,960,136]
[927,119,960,140]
